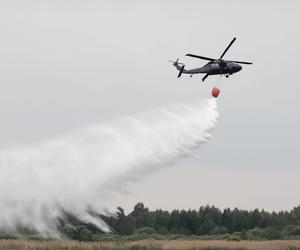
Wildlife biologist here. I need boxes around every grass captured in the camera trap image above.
[0,239,300,249]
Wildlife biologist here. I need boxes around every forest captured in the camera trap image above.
[55,203,300,241]
[1,203,300,241]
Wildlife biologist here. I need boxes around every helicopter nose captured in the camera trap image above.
[236,64,242,72]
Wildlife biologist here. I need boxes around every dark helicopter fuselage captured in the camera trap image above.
[174,60,242,76]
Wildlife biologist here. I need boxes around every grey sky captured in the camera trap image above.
[0,0,299,212]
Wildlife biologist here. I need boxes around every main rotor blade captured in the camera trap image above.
[228,60,253,65]
[220,37,236,59]
[185,54,215,61]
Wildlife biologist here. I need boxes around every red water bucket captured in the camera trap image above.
[212,87,220,98]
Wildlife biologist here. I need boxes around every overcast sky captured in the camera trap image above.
[0,0,299,212]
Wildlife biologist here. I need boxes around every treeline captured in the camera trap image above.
[3,203,300,241]
[100,203,300,237]
[57,203,300,241]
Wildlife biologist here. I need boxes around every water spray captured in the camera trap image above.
[0,98,218,237]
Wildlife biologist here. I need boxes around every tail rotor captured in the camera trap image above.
[169,58,185,78]
[168,58,184,66]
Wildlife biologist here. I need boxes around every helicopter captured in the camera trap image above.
[170,37,252,81]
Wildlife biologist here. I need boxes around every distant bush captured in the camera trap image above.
[227,232,241,241]
[247,227,264,240]
[211,226,229,235]
[92,233,119,241]
[134,227,157,235]
[286,225,300,236]
[261,227,282,240]
[156,226,168,235]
